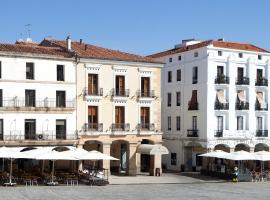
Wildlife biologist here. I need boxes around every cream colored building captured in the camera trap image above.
[42,38,165,175]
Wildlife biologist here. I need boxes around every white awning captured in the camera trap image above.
[137,144,169,155]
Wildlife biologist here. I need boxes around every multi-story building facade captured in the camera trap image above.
[40,38,165,175]
[149,39,270,171]
[0,41,77,147]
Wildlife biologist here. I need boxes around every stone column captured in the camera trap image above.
[77,144,84,171]
[102,142,112,175]
[128,143,138,176]
[153,154,162,176]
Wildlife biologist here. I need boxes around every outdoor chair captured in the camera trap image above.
[255,172,261,182]
[24,178,32,186]
[250,171,256,182]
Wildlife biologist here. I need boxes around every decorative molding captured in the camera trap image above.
[112,66,128,75]
[138,68,152,77]
[85,64,102,73]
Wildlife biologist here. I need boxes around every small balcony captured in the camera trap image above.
[256,130,268,137]
[235,102,249,110]
[192,77,198,84]
[214,130,223,137]
[255,103,268,111]
[137,123,155,131]
[84,87,103,96]
[83,123,103,132]
[215,102,229,110]
[188,102,199,111]
[215,75,230,84]
[111,89,129,97]
[255,78,268,86]
[236,77,250,85]
[136,90,155,98]
[111,123,130,132]
[187,129,199,137]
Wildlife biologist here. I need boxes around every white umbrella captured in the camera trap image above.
[199,150,229,159]
[252,151,270,176]
[36,150,78,185]
[76,150,118,161]
[223,150,255,161]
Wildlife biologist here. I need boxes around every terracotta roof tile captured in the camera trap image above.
[148,40,270,58]
[40,39,161,64]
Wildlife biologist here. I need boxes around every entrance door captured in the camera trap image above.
[141,154,150,172]
[120,143,127,171]
[56,120,66,139]
[25,119,36,140]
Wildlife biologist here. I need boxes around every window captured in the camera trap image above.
[237,116,244,130]
[25,119,36,140]
[141,107,150,129]
[26,62,34,80]
[167,116,171,131]
[115,106,125,130]
[238,53,243,58]
[171,153,177,165]
[56,91,66,107]
[258,55,262,60]
[176,116,180,131]
[88,74,98,95]
[25,90,35,107]
[194,52,198,57]
[217,116,224,130]
[177,69,181,81]
[0,119,3,140]
[0,61,1,79]
[57,65,65,81]
[0,89,2,107]
[218,51,222,56]
[141,77,150,97]
[217,66,224,76]
[237,67,244,80]
[178,55,181,61]
[88,106,98,130]
[257,117,263,130]
[115,75,125,96]
[56,120,66,139]
[192,116,197,130]
[167,93,171,107]
[169,57,172,62]
[192,66,198,84]
[176,92,181,106]
[168,71,172,83]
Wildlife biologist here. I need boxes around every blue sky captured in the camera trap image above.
[0,0,270,55]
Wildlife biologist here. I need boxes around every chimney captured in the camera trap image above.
[79,39,83,44]
[66,35,72,51]
[217,38,224,42]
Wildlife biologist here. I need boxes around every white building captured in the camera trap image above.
[149,39,270,171]
[0,40,77,146]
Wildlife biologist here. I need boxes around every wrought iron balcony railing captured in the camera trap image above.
[215,102,229,110]
[84,87,103,96]
[188,102,199,110]
[110,89,129,97]
[215,75,230,84]
[187,129,199,137]
[236,77,250,85]
[255,103,268,111]
[235,102,249,110]
[111,123,130,131]
[214,130,223,137]
[137,123,155,131]
[256,130,268,137]
[83,123,103,132]
[255,78,268,86]
[136,90,155,98]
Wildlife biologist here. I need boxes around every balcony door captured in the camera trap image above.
[0,119,3,140]
[115,106,125,129]
[56,91,66,107]
[141,77,150,97]
[257,117,263,130]
[25,90,35,107]
[0,89,2,107]
[116,75,125,96]
[237,67,244,80]
[88,106,98,129]
[25,119,36,140]
[217,66,224,76]
[217,116,224,131]
[257,69,263,81]
[141,107,150,129]
[192,116,197,130]
[56,120,66,139]
[88,74,98,95]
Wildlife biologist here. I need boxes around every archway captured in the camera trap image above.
[184,142,205,171]
[214,144,230,153]
[140,139,154,173]
[83,140,103,169]
[254,143,269,152]
[110,140,129,174]
[235,143,250,152]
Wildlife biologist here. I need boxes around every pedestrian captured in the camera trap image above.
[232,166,239,182]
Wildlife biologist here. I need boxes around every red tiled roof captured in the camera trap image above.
[40,39,162,64]
[148,40,270,58]
[0,42,72,58]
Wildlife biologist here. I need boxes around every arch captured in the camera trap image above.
[185,141,203,148]
[254,143,269,152]
[141,139,155,144]
[83,140,103,152]
[214,144,230,153]
[235,143,250,152]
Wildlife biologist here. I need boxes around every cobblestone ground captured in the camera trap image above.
[0,182,269,200]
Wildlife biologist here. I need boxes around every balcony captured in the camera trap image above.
[215,75,230,84]
[136,90,155,98]
[215,102,229,110]
[235,102,249,110]
[187,129,199,137]
[214,130,223,137]
[137,123,155,131]
[255,78,268,86]
[0,97,75,111]
[256,130,268,137]
[84,87,103,96]
[110,89,129,97]
[111,123,130,132]
[255,103,268,111]
[236,77,250,85]
[192,77,198,84]
[188,102,199,111]
[0,130,77,141]
[83,123,103,132]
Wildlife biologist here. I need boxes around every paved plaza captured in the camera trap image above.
[0,173,269,200]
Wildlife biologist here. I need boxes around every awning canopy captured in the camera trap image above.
[137,144,169,155]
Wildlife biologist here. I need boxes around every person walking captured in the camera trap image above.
[232,167,239,182]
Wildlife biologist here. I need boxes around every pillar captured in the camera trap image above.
[102,142,111,175]
[128,143,138,176]
[77,144,83,171]
[151,154,162,176]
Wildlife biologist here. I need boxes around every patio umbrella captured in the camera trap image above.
[252,151,270,175]
[36,150,78,185]
[76,150,118,161]
[199,150,229,159]
[222,150,255,161]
